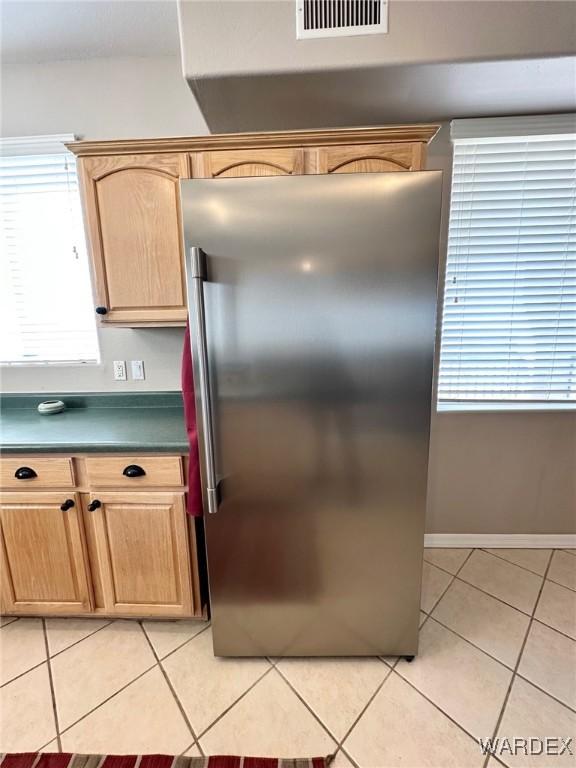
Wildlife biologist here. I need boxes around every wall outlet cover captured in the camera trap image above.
[113,360,127,381]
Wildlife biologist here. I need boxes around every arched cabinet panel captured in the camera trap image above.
[307,143,425,175]
[78,153,189,325]
[69,126,438,326]
[191,148,305,178]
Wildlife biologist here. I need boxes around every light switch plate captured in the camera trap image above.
[113,360,127,381]
[131,360,145,380]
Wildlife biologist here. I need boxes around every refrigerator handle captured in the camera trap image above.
[189,246,219,515]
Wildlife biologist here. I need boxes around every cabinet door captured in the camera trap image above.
[0,493,91,615]
[78,153,189,324]
[191,148,304,178]
[85,492,194,617]
[307,142,426,174]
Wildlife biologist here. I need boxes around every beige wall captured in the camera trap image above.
[0,55,204,393]
[180,0,576,78]
[181,1,576,132]
[425,127,576,535]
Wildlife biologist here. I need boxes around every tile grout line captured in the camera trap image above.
[57,663,157,737]
[476,543,576,594]
[546,576,576,595]
[376,549,496,761]
[41,619,62,753]
[0,619,112,690]
[478,548,552,578]
[485,752,509,768]
[196,664,276,741]
[420,547,475,631]
[156,622,212,664]
[48,619,115,661]
[270,547,476,761]
[391,664,489,753]
[531,616,576,643]
[453,574,536,618]
[424,613,517,671]
[139,621,204,757]
[389,548,504,755]
[419,613,576,716]
[333,665,395,768]
[0,617,19,629]
[0,658,47,689]
[480,549,555,768]
[178,741,197,758]
[333,746,359,768]
[273,665,344,747]
[6,549,571,758]
[421,549,576,712]
[37,737,61,753]
[449,567,576,625]
[422,558,471,579]
[513,671,576,715]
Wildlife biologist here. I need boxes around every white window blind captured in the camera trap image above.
[438,116,576,409]
[0,134,99,365]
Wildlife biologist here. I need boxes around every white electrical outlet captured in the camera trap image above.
[113,360,127,381]
[131,360,145,380]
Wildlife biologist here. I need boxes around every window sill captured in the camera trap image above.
[0,360,100,368]
[437,401,576,413]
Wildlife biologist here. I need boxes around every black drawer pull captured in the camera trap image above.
[123,464,146,478]
[87,499,101,512]
[15,466,37,480]
[60,499,75,512]
[95,306,108,315]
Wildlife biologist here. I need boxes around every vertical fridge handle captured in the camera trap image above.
[189,246,219,514]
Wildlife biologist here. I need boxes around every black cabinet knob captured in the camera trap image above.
[122,464,146,478]
[15,466,37,480]
[87,499,102,511]
[95,306,108,315]
[60,499,75,512]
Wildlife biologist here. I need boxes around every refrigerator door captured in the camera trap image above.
[182,172,442,656]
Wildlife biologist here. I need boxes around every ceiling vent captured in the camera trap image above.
[296,0,388,39]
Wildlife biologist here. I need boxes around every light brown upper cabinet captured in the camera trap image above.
[68,126,438,326]
[191,148,305,178]
[77,153,189,325]
[307,142,426,174]
[0,492,91,615]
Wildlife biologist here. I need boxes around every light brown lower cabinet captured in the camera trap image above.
[0,455,203,619]
[83,492,194,617]
[0,492,92,615]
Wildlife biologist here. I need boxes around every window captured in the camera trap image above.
[0,134,99,365]
[438,115,576,410]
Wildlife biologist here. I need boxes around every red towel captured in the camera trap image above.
[182,322,203,517]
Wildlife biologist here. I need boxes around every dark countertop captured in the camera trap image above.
[0,392,188,454]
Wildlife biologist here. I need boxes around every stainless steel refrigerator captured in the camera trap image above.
[182,171,442,657]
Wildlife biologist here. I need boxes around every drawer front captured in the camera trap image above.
[0,458,75,489]
[85,456,183,487]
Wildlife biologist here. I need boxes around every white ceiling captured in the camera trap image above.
[0,0,181,64]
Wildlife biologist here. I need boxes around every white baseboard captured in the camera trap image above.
[424,533,576,549]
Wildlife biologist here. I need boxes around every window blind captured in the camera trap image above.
[438,118,576,407]
[0,135,99,365]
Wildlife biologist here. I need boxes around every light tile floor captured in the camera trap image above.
[1,548,575,767]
